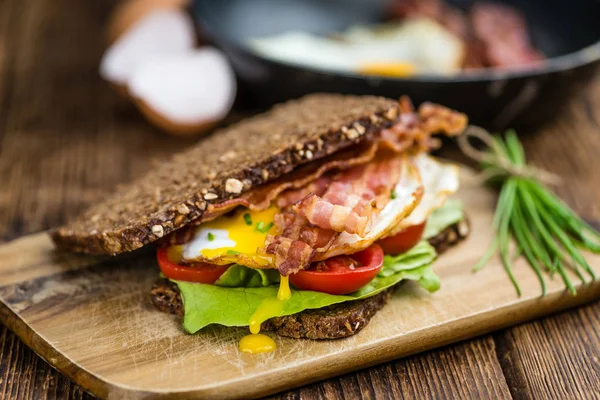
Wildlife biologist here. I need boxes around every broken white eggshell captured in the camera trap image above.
[100,8,196,87]
[106,0,191,45]
[128,47,237,136]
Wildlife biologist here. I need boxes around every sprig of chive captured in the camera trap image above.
[463,129,600,296]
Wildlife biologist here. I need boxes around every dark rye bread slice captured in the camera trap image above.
[150,218,470,339]
[51,94,399,255]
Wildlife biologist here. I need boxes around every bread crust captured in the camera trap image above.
[51,94,399,255]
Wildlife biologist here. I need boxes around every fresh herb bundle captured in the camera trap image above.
[459,128,600,295]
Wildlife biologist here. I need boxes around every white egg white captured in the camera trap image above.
[183,228,235,260]
[395,154,460,231]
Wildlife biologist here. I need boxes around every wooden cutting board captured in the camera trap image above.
[0,168,599,400]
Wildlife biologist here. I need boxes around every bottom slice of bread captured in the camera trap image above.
[151,218,470,339]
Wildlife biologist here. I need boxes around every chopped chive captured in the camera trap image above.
[243,213,252,226]
[259,221,274,233]
[390,190,397,200]
[255,221,265,232]
[226,250,240,255]
[207,232,215,242]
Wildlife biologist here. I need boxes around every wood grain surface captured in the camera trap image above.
[0,0,599,399]
[1,170,598,398]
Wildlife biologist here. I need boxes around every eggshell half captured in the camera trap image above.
[100,8,195,86]
[128,47,237,136]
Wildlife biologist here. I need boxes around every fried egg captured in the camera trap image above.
[249,18,464,76]
[181,206,278,268]
[393,154,460,233]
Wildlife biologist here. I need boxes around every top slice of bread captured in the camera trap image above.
[51,94,400,255]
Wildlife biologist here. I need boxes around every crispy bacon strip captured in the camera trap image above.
[293,193,373,237]
[265,236,315,276]
[244,142,378,211]
[265,212,338,275]
[379,98,466,153]
[275,176,330,210]
[275,212,338,251]
[292,154,403,237]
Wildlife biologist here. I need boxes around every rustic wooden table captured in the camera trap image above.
[1,1,599,399]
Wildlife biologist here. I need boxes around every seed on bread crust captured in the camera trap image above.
[175,204,190,215]
[225,178,244,194]
[385,107,398,120]
[151,225,164,238]
[345,128,360,140]
[353,123,366,135]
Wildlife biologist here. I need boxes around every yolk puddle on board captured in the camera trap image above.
[238,334,276,354]
[239,275,291,354]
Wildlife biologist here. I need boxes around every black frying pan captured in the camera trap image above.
[193,0,600,129]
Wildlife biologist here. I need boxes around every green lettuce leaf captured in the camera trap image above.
[424,198,464,239]
[175,241,438,333]
[214,264,280,287]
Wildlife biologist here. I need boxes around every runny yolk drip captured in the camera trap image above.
[277,275,291,300]
[239,275,291,354]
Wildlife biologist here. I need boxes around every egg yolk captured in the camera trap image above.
[240,275,291,353]
[239,334,276,354]
[358,62,416,78]
[198,207,278,266]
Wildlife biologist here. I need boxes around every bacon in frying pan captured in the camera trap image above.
[470,3,545,68]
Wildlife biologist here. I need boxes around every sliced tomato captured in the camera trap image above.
[377,221,426,255]
[156,247,228,283]
[289,244,384,295]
